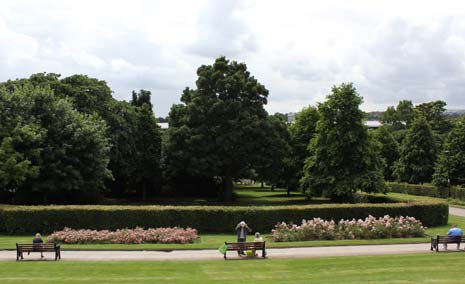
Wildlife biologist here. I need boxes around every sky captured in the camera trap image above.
[1,0,465,116]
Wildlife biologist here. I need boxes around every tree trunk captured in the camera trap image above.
[222,175,234,202]
[261,182,264,188]
[142,182,147,201]
[271,184,275,191]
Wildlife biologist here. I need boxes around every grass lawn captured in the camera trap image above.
[1,253,465,283]
[1,215,462,251]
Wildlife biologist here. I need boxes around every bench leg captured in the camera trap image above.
[262,249,266,258]
[16,251,20,261]
[224,252,227,260]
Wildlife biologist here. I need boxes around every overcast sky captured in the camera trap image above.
[2,0,465,116]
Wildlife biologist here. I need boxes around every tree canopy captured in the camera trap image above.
[301,83,384,199]
[165,57,271,200]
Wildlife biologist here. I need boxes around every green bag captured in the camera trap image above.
[218,243,227,254]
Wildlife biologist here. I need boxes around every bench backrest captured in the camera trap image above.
[436,235,465,242]
[16,243,57,251]
[226,242,265,250]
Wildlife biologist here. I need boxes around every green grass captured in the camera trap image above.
[1,215,463,251]
[1,253,465,283]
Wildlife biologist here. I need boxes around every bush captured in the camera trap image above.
[0,196,447,234]
[272,215,425,242]
[387,182,445,198]
[47,227,198,244]
[387,182,465,200]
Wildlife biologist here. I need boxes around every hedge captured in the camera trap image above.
[0,197,448,234]
[387,182,465,200]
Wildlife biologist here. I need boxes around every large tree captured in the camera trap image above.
[1,74,162,199]
[301,83,384,199]
[254,113,291,190]
[373,126,399,181]
[287,106,319,191]
[165,57,270,201]
[393,116,437,184]
[433,116,465,187]
[0,84,111,204]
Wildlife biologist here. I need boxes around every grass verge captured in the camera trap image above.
[1,253,465,283]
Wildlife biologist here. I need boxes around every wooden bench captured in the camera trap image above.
[430,235,465,252]
[223,242,266,259]
[16,243,61,261]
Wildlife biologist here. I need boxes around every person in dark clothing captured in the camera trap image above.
[32,233,44,258]
[235,221,251,256]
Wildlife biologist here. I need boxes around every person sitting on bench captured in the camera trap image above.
[32,233,44,258]
[253,232,264,256]
[444,224,463,251]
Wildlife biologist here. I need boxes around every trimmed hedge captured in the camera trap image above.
[387,182,465,200]
[0,197,448,234]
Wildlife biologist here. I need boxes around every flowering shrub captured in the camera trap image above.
[271,215,425,242]
[47,227,198,244]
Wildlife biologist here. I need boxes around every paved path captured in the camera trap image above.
[450,206,465,217]
[1,206,461,262]
[0,243,439,262]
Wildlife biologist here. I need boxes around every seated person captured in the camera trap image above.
[32,233,44,258]
[253,232,264,256]
[444,224,463,250]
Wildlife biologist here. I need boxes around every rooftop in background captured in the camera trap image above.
[157,122,169,129]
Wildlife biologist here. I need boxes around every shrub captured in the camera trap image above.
[387,182,445,198]
[387,182,465,200]
[0,196,447,234]
[47,227,198,244]
[271,215,426,242]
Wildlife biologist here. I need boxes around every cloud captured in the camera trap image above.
[2,0,465,116]
[187,0,258,58]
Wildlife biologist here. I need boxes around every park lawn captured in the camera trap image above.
[1,253,465,283]
[1,215,463,251]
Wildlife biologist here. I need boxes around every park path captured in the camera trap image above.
[449,206,465,217]
[0,206,461,262]
[0,243,439,261]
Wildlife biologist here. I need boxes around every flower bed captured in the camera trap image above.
[47,227,198,244]
[271,215,425,242]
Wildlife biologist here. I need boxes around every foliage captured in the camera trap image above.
[254,113,292,189]
[165,57,270,200]
[301,83,385,199]
[415,100,450,133]
[47,227,198,244]
[393,116,437,184]
[433,116,465,187]
[0,197,447,234]
[381,100,414,129]
[288,106,319,190]
[0,74,162,199]
[0,84,111,204]
[271,215,425,242]
[373,127,399,181]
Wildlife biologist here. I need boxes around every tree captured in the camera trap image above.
[415,100,451,134]
[288,106,319,190]
[165,57,270,201]
[130,90,162,200]
[301,83,384,199]
[393,116,437,184]
[1,74,163,200]
[254,113,291,190]
[381,100,414,129]
[433,116,465,187]
[373,126,399,181]
[0,84,111,204]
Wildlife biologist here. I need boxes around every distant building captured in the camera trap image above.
[365,120,382,128]
[157,122,169,129]
[287,112,296,123]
